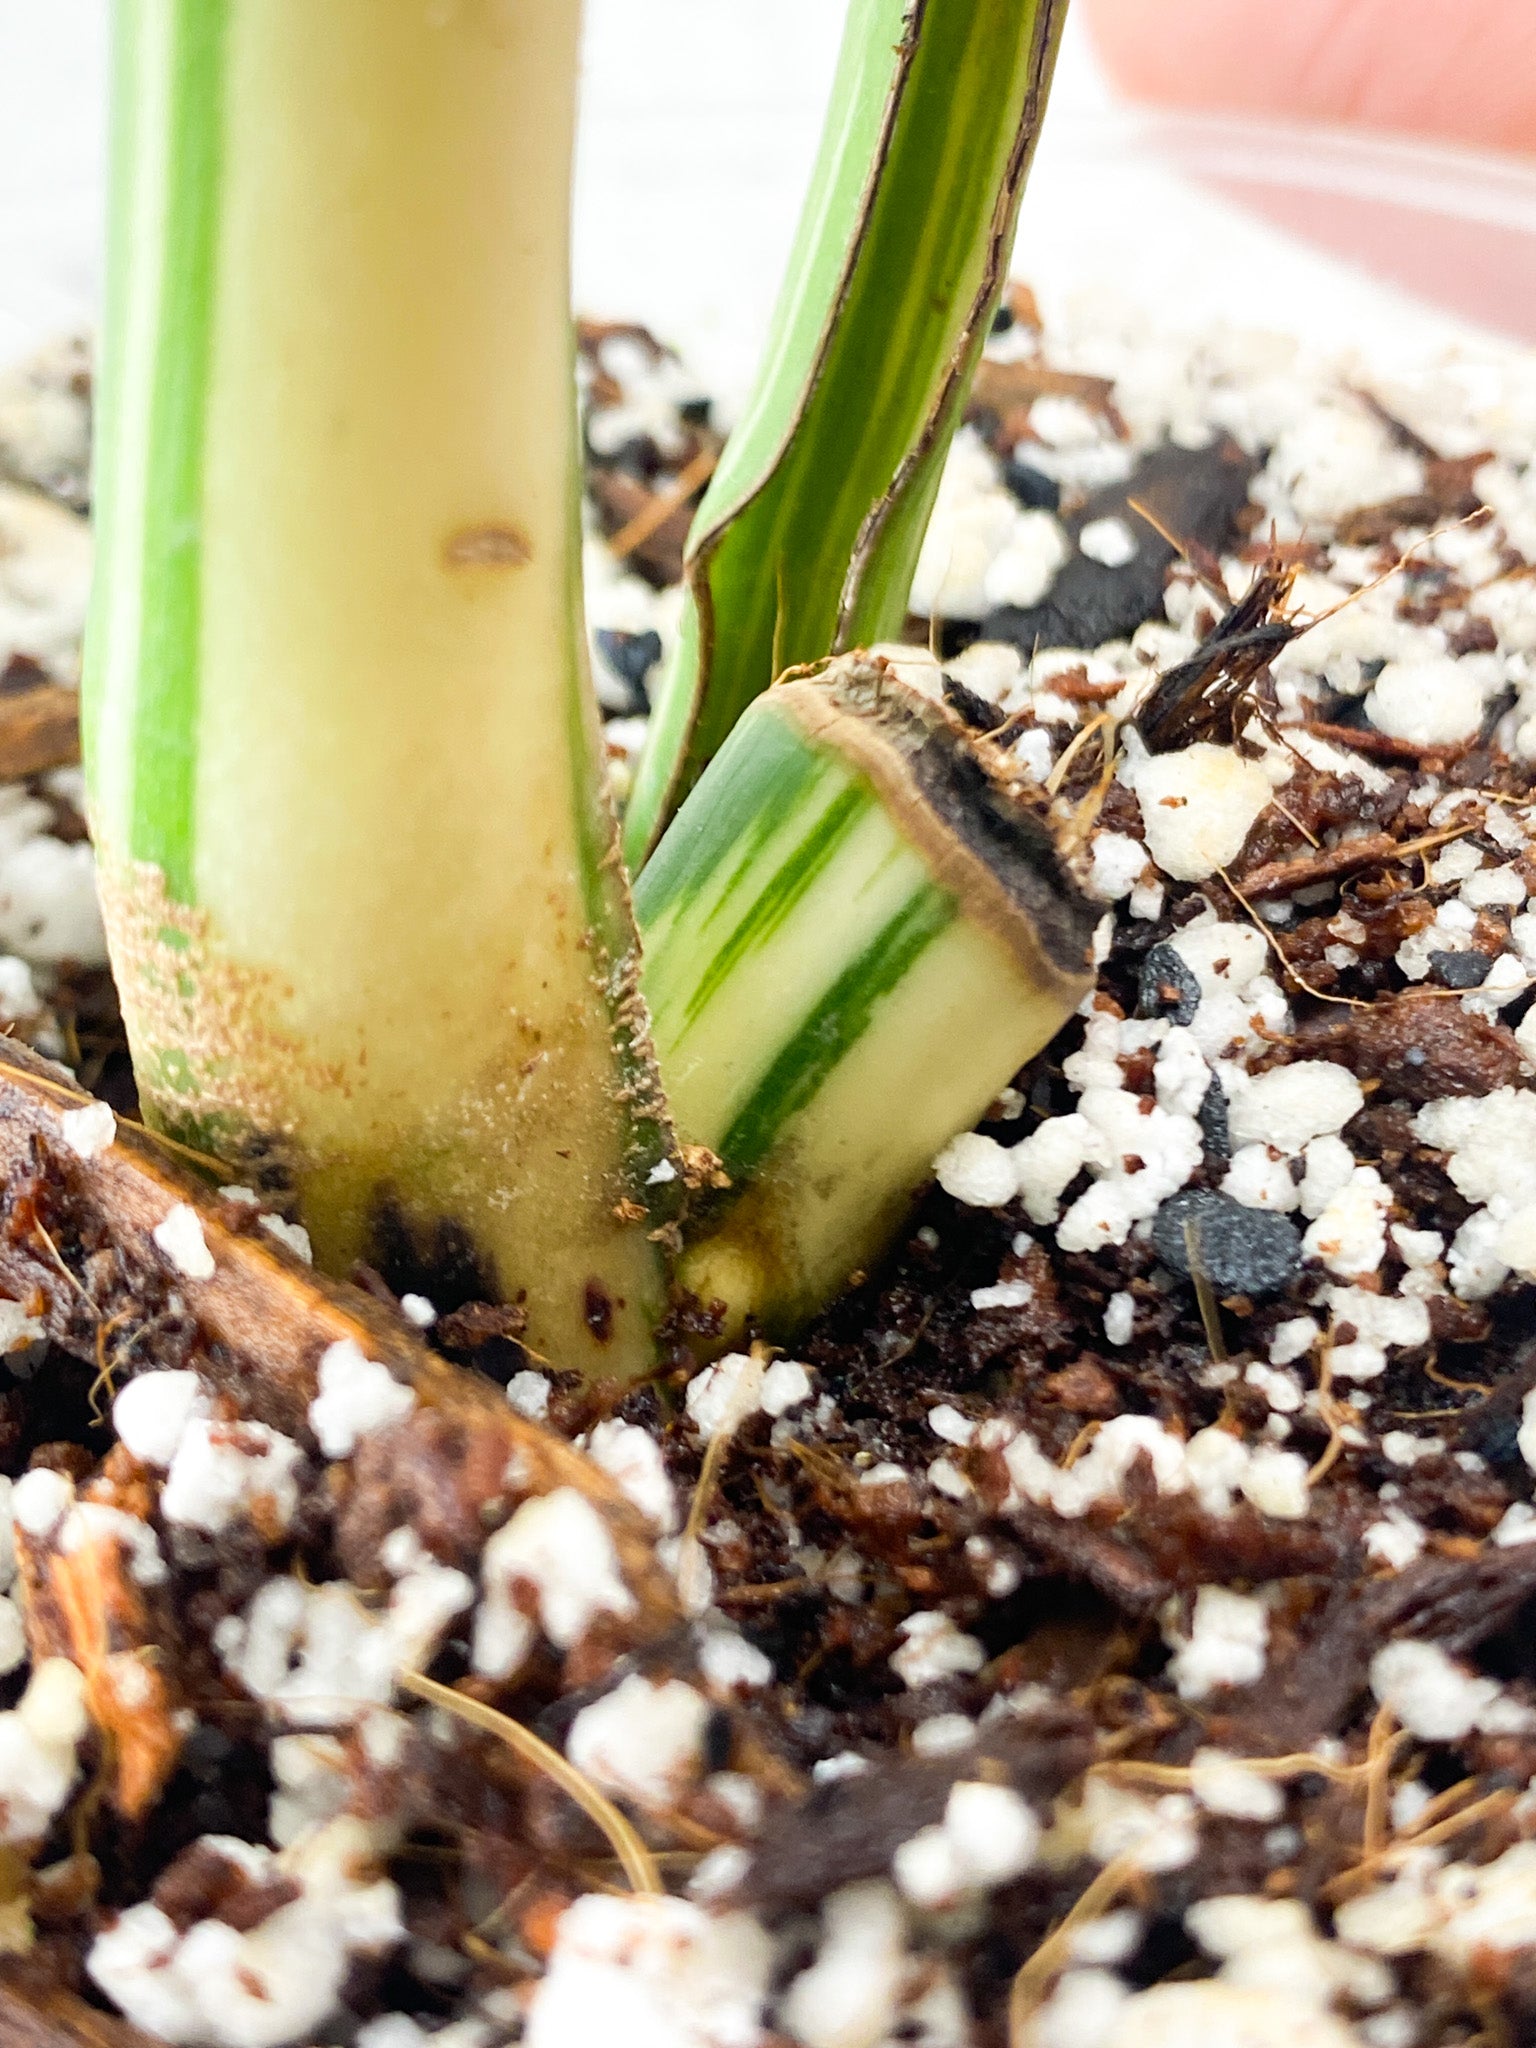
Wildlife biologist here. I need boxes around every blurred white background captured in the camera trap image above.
[2,0,1533,392]
[5,0,879,371]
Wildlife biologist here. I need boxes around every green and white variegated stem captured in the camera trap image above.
[635,655,1097,1342]
[85,0,675,1379]
[621,0,1069,869]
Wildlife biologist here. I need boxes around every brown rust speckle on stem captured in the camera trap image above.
[443,522,533,569]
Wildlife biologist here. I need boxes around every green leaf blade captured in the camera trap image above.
[623,0,1069,867]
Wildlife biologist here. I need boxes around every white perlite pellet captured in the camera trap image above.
[1303,1167,1393,1279]
[934,1130,1017,1208]
[506,1368,551,1420]
[566,1674,710,1809]
[890,1609,986,1688]
[1227,1062,1364,1153]
[152,1203,215,1281]
[113,1370,209,1468]
[584,1419,678,1532]
[1129,743,1272,882]
[87,1826,404,2048]
[1371,1638,1534,1741]
[161,1419,304,1538]
[761,1358,812,1416]
[0,1300,43,1361]
[684,1351,767,1441]
[1163,1585,1269,1702]
[1087,831,1150,903]
[781,1881,908,2048]
[893,1780,1040,1909]
[1078,515,1138,568]
[1103,1291,1134,1346]
[0,1658,89,1845]
[472,1487,636,1682]
[307,1340,416,1461]
[11,1464,73,1537]
[1367,655,1487,746]
[258,1214,312,1263]
[59,1099,115,1160]
[528,1892,771,2048]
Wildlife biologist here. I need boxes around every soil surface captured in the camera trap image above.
[1,299,1536,2047]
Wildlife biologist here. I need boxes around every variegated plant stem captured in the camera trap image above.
[621,0,1070,868]
[636,656,1096,1342]
[85,0,674,1379]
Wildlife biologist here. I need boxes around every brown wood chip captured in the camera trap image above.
[588,466,694,588]
[969,358,1123,435]
[1299,718,1469,766]
[1233,830,1400,901]
[0,678,80,780]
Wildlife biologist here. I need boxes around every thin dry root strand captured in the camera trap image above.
[1219,865,1369,1011]
[1183,1217,1227,1364]
[1090,1728,1408,1797]
[1361,1703,1399,1858]
[399,1669,663,1896]
[1009,1853,1145,2046]
[1306,1332,1356,1487]
[1322,1785,1519,1905]
[12,1062,232,1179]
[87,1310,134,1425]
[1299,506,1495,638]
[1043,711,1115,799]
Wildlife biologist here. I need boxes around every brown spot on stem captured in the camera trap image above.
[583,1279,614,1344]
[444,522,533,570]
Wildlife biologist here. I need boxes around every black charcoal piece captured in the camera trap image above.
[1451,1352,1536,1475]
[1001,458,1060,513]
[703,1705,735,1773]
[942,673,1006,734]
[606,435,662,480]
[595,627,663,712]
[1152,1189,1302,1298]
[1198,1074,1232,1160]
[981,437,1257,656]
[1137,943,1202,1026]
[1430,950,1492,989]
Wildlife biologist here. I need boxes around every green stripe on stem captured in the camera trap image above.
[719,883,954,1180]
[677,783,865,1033]
[96,2,230,902]
[130,1,227,900]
